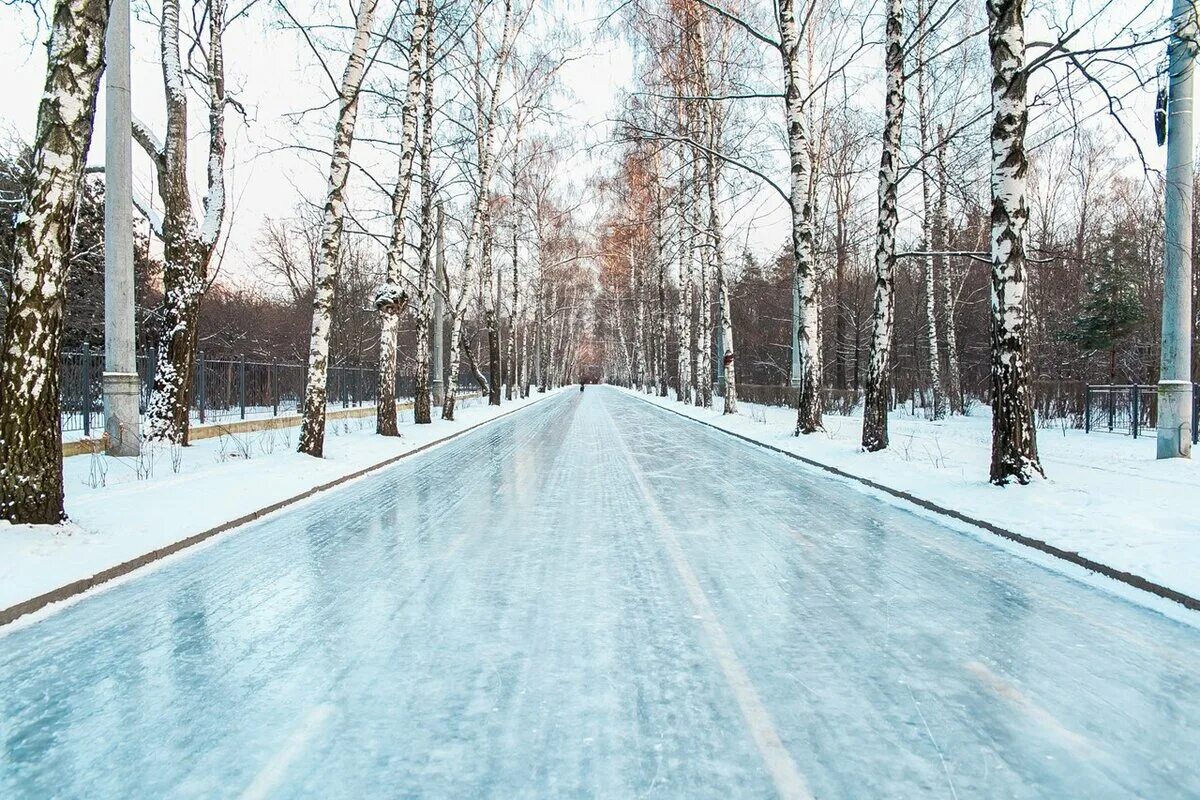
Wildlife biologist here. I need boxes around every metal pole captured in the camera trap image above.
[102,0,142,456]
[198,351,206,424]
[1158,0,1196,459]
[239,355,246,419]
[82,343,91,438]
[431,205,446,405]
[1132,385,1140,439]
[790,271,801,387]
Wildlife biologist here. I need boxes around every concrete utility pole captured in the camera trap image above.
[431,206,446,405]
[102,0,142,456]
[790,273,801,387]
[1157,0,1196,460]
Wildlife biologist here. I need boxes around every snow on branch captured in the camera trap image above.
[132,194,165,238]
[131,117,165,167]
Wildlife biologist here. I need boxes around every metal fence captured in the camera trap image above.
[731,384,862,415]
[1083,384,1200,443]
[60,347,473,437]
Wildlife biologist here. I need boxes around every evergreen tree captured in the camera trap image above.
[1063,232,1145,383]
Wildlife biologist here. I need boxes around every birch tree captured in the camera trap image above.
[0,0,108,524]
[694,8,736,413]
[375,0,429,436]
[861,0,905,452]
[442,0,515,421]
[915,0,945,420]
[297,0,382,456]
[986,0,1041,484]
[135,0,229,444]
[412,6,437,425]
[778,0,822,434]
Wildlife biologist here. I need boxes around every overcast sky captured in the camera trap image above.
[0,0,1183,284]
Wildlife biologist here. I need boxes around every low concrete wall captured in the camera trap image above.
[61,398,476,457]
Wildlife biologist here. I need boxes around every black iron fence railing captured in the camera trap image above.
[729,384,862,415]
[1083,384,1200,444]
[60,347,475,437]
[731,381,1200,445]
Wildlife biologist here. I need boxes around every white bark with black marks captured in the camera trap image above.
[443,0,514,420]
[298,0,381,456]
[0,0,108,524]
[140,0,228,445]
[376,0,429,436]
[862,0,905,452]
[778,0,822,434]
[987,0,1042,484]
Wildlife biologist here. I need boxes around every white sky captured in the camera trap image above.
[0,0,1184,282]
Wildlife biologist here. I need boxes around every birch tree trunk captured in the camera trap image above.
[916,0,944,420]
[697,55,736,413]
[708,137,737,414]
[412,10,437,425]
[506,165,519,402]
[484,215,502,405]
[655,176,669,397]
[936,128,964,414]
[442,0,513,419]
[0,0,108,524]
[441,306,464,419]
[861,0,905,452]
[693,14,726,411]
[141,0,228,445]
[987,0,1042,484]
[631,245,646,391]
[297,0,380,456]
[778,0,822,434]
[675,132,692,403]
[376,0,428,436]
[694,188,712,407]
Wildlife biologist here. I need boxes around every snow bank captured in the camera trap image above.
[623,388,1200,603]
[0,390,564,617]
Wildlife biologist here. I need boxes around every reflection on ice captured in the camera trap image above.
[1,388,1197,798]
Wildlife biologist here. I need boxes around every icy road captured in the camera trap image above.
[2,387,1199,798]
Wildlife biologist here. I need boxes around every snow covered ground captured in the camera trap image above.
[0,390,564,616]
[623,388,1200,603]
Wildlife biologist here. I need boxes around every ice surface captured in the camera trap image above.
[1,388,1198,798]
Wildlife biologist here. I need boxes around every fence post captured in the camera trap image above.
[146,347,156,411]
[270,362,278,417]
[1193,383,1199,445]
[82,342,92,437]
[1084,385,1091,433]
[198,350,206,424]
[239,355,246,420]
[1107,387,1115,431]
[1131,385,1139,439]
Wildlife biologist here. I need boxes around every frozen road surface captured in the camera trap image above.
[2,387,1199,798]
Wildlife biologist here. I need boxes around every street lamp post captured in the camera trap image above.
[102,0,141,456]
[1157,0,1196,460]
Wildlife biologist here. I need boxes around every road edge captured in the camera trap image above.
[0,391,562,628]
[625,390,1200,614]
